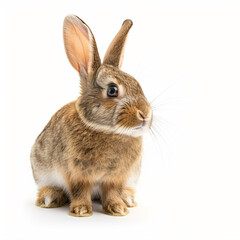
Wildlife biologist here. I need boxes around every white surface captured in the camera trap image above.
[1,1,240,240]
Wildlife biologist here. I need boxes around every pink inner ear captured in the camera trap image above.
[64,20,90,73]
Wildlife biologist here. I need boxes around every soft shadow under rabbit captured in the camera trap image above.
[30,15,152,217]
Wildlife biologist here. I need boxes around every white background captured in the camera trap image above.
[1,0,240,239]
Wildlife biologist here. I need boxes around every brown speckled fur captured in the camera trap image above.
[31,15,152,217]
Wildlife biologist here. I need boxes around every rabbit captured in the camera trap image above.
[30,15,152,217]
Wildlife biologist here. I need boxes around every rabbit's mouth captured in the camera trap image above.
[131,121,150,137]
[133,124,148,131]
[130,109,152,137]
[133,120,146,130]
[130,127,149,137]
[133,126,143,130]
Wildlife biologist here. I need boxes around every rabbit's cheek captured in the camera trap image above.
[103,99,117,109]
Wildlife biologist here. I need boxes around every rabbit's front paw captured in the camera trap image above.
[69,204,92,217]
[103,202,129,216]
[122,195,137,208]
[122,187,137,208]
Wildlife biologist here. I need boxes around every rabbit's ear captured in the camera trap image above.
[103,20,133,68]
[63,15,101,82]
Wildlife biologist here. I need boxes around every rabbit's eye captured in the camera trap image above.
[107,86,118,97]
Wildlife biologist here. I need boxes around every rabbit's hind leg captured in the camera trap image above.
[36,186,68,208]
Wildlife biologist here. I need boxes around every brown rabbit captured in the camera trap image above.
[30,15,152,217]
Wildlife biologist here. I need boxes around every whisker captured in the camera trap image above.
[153,113,174,132]
[151,97,184,110]
[149,127,161,150]
[153,115,174,127]
[150,80,179,105]
[151,122,168,145]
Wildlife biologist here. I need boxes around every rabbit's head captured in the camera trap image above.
[63,15,152,137]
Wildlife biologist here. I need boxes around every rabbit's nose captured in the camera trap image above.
[137,110,146,121]
[137,108,152,126]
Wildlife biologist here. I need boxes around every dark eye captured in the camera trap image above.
[107,86,118,97]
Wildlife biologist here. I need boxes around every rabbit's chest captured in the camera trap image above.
[72,136,142,175]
